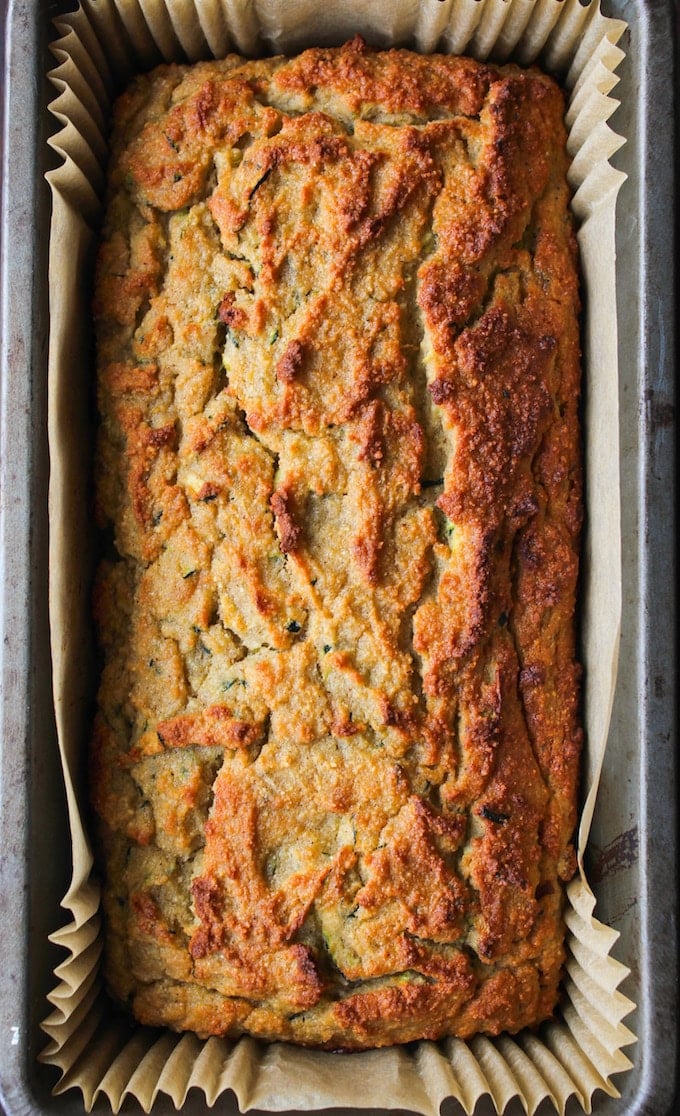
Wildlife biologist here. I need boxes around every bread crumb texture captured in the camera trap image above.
[92,36,582,1048]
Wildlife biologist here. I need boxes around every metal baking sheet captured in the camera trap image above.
[0,0,676,1112]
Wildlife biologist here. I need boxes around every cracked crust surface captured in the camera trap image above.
[92,36,582,1048]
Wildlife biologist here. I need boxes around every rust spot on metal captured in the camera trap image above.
[644,389,675,430]
[590,826,639,884]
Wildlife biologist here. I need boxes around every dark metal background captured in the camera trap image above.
[0,0,677,1112]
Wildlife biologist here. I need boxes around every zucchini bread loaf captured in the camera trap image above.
[91,36,582,1048]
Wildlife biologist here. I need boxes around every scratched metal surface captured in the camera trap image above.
[580,4,678,1109]
[0,0,676,1113]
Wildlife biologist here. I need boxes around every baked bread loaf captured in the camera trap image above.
[91,36,582,1048]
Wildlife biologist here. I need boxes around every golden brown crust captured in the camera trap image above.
[91,37,582,1048]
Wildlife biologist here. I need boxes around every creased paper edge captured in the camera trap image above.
[41,2,634,1113]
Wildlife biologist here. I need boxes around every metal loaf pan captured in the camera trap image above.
[0,0,677,1112]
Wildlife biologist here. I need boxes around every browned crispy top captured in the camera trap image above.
[92,37,582,1048]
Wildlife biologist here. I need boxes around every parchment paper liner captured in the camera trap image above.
[41,1,635,1111]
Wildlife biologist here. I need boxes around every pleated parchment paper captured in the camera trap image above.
[42,1,635,1112]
